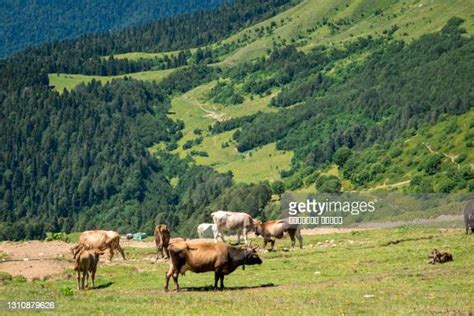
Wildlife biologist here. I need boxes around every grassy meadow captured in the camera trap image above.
[48,68,179,92]
[151,81,292,183]
[1,227,473,314]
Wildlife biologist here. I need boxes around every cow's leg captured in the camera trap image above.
[164,266,174,291]
[91,269,96,289]
[270,239,275,252]
[77,271,81,290]
[109,248,114,261]
[164,246,169,259]
[288,230,296,249]
[85,271,89,289]
[159,245,164,259]
[81,272,86,290]
[296,229,303,249]
[219,274,225,290]
[214,272,219,290]
[263,239,268,251]
[243,227,248,245]
[117,244,126,260]
[155,237,160,259]
[215,228,224,243]
[172,272,180,292]
[236,231,241,245]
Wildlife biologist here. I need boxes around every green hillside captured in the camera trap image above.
[105,0,474,66]
[220,0,474,64]
[47,0,474,189]
[2,0,473,240]
[293,109,474,192]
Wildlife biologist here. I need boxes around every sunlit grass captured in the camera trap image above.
[1,228,472,314]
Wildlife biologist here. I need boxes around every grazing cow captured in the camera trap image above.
[154,224,171,259]
[197,223,221,239]
[71,230,126,261]
[254,219,303,251]
[211,210,254,245]
[428,249,453,264]
[464,200,474,234]
[164,239,262,291]
[74,248,104,290]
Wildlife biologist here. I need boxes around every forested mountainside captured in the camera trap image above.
[0,0,230,58]
[0,0,473,240]
[0,0,291,240]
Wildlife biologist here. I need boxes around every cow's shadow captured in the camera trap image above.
[180,283,275,292]
[94,282,114,290]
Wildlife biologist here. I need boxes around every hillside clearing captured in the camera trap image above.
[48,68,179,92]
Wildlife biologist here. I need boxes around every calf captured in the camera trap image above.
[464,200,474,234]
[71,230,125,261]
[254,219,303,251]
[211,210,254,245]
[428,249,453,264]
[164,239,262,291]
[154,224,171,259]
[74,248,104,290]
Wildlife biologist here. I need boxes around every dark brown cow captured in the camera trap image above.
[254,219,303,251]
[464,200,474,234]
[428,249,453,264]
[164,239,262,291]
[154,224,170,259]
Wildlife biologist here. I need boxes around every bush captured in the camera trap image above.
[182,140,194,150]
[270,180,285,195]
[45,232,70,242]
[434,178,456,193]
[0,272,12,282]
[454,153,467,163]
[419,154,443,175]
[208,82,244,105]
[190,150,209,157]
[316,175,341,193]
[388,147,402,158]
[60,286,74,296]
[333,146,352,167]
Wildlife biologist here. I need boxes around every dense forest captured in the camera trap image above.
[0,0,472,240]
[0,0,292,240]
[0,0,230,58]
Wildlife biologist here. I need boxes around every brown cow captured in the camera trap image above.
[254,219,303,251]
[154,224,170,259]
[164,239,262,291]
[428,249,453,264]
[71,230,126,261]
[74,248,104,290]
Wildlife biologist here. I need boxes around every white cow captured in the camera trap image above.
[211,210,254,245]
[197,223,221,239]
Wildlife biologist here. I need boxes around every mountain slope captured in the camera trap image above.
[0,0,473,241]
[0,0,229,58]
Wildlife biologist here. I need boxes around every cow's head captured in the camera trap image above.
[252,219,263,236]
[243,246,262,269]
